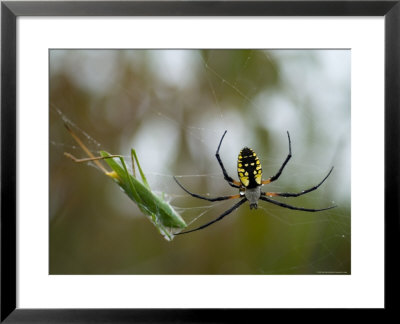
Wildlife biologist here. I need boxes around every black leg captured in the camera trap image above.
[260,196,336,212]
[262,131,292,184]
[174,177,241,202]
[174,198,247,235]
[264,167,334,198]
[215,130,241,188]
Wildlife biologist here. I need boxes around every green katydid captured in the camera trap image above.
[64,124,186,241]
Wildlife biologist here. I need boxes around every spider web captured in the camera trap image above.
[49,49,350,275]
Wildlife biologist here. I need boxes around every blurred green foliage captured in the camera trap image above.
[50,49,350,274]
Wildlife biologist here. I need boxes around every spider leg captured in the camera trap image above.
[264,167,334,198]
[260,196,336,212]
[215,130,241,188]
[174,176,241,202]
[174,198,247,235]
[262,131,292,185]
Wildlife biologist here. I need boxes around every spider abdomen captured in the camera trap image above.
[237,147,262,189]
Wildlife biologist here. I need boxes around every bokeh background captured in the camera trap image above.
[50,49,350,274]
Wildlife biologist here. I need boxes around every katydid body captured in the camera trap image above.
[64,124,186,241]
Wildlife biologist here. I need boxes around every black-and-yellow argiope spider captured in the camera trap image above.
[174,131,336,235]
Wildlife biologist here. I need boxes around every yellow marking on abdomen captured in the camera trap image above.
[241,177,249,187]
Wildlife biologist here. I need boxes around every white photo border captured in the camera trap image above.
[17,17,384,308]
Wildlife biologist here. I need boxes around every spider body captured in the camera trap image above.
[243,186,262,210]
[237,147,263,209]
[174,130,336,235]
[237,147,262,189]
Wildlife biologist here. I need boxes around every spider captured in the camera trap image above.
[173,131,336,235]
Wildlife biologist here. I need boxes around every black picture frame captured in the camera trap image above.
[1,1,399,322]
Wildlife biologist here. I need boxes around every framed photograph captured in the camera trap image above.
[2,0,398,321]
